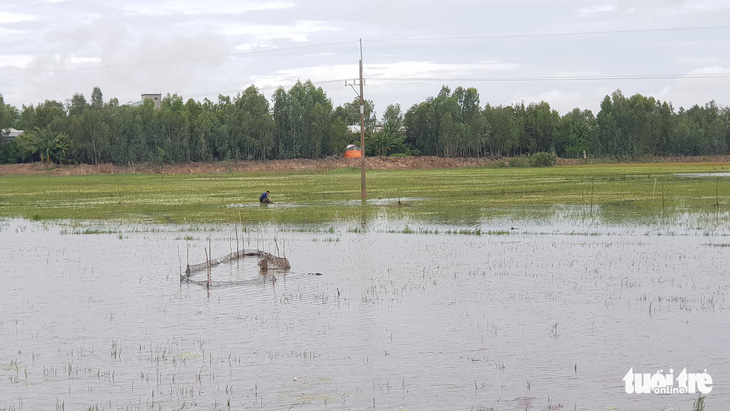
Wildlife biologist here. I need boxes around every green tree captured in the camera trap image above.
[335,98,377,131]
[18,100,67,131]
[0,96,21,163]
[482,104,519,156]
[0,95,18,131]
[233,86,275,160]
[91,86,104,110]
[69,108,111,164]
[273,80,334,159]
[404,101,438,155]
[555,108,597,158]
[522,101,560,153]
[68,93,87,117]
[596,91,629,156]
[368,104,408,156]
[16,127,69,164]
[0,140,22,164]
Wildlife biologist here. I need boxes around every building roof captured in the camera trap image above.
[1,128,23,141]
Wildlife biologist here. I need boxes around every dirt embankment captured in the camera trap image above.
[1,155,729,176]
[0,157,495,176]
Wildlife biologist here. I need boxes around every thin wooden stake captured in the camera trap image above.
[590,180,595,214]
[522,183,525,213]
[661,178,665,216]
[177,246,182,280]
[716,178,720,208]
[205,247,211,287]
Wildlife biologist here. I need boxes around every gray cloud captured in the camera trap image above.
[1,0,729,116]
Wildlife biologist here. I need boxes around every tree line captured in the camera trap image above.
[1,82,729,165]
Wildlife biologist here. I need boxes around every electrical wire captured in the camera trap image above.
[2,25,729,78]
[371,73,730,83]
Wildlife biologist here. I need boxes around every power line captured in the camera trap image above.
[117,71,729,106]
[371,73,730,83]
[115,78,351,103]
[366,25,730,42]
[0,40,358,78]
[3,25,728,78]
[119,72,730,103]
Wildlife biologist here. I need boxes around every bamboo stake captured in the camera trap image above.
[661,178,665,217]
[522,183,525,213]
[590,180,595,214]
[177,246,182,280]
[716,178,720,208]
[205,248,211,287]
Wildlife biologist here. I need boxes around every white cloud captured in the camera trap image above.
[654,66,730,109]
[577,5,615,15]
[510,89,591,114]
[368,61,523,80]
[0,55,33,68]
[66,57,102,65]
[0,11,36,23]
[1,0,729,113]
[220,21,337,42]
[121,1,292,16]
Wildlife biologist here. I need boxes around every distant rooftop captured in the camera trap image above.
[125,93,162,109]
[1,128,23,141]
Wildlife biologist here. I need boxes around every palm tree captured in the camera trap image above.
[17,127,70,164]
[367,130,407,157]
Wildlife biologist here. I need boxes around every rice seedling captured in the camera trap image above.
[0,163,727,225]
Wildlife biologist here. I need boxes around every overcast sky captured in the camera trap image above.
[1,0,729,118]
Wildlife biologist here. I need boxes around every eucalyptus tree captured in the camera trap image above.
[0,95,17,131]
[523,101,560,153]
[67,93,87,117]
[336,98,377,130]
[597,90,629,156]
[272,80,334,159]
[156,93,191,162]
[183,98,213,162]
[555,108,597,158]
[232,86,275,160]
[674,101,728,155]
[482,104,519,156]
[404,101,438,156]
[17,100,67,132]
[72,108,111,164]
[90,86,104,110]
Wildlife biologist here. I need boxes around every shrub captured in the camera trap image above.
[508,156,529,167]
[529,152,556,167]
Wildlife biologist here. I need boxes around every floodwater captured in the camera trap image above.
[1,212,729,410]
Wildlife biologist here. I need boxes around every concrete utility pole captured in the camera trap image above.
[358,40,366,202]
[346,40,366,202]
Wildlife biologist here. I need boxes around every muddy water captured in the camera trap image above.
[1,217,729,410]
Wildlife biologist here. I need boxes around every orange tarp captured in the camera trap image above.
[344,150,361,158]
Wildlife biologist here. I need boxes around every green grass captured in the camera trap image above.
[0,162,728,224]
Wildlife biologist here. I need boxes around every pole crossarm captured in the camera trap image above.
[344,40,367,202]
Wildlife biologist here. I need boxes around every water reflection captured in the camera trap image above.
[0,215,728,410]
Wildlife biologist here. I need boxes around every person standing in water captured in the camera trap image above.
[259,190,271,203]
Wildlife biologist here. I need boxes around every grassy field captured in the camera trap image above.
[1,162,728,225]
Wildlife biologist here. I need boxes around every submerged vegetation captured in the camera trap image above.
[0,162,728,225]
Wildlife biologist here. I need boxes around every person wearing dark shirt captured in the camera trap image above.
[259,190,271,203]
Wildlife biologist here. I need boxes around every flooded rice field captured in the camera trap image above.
[1,211,729,410]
